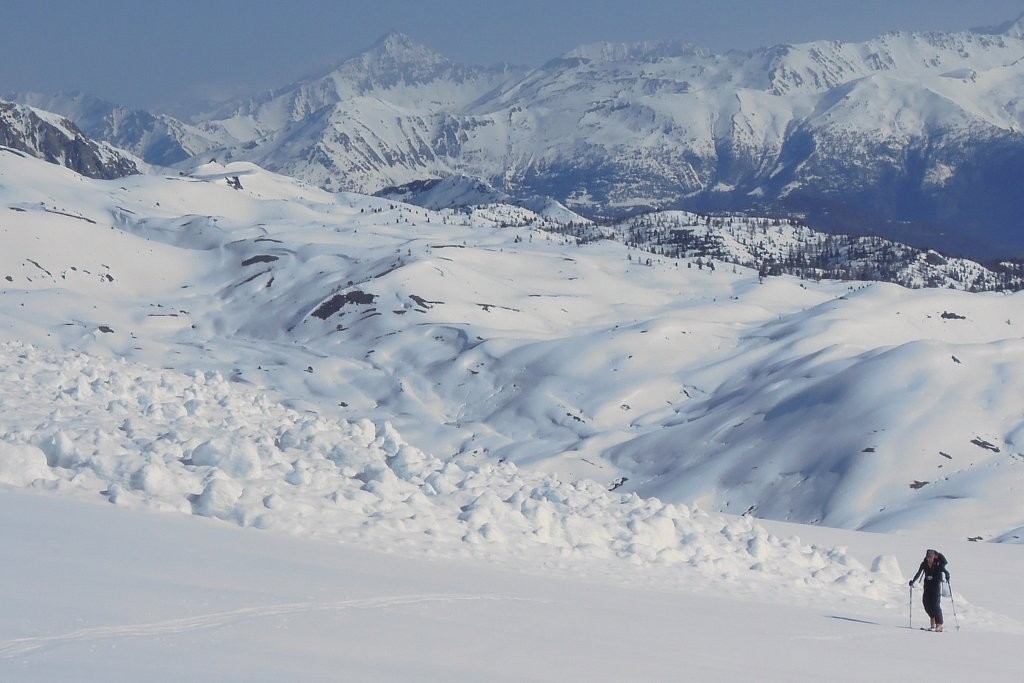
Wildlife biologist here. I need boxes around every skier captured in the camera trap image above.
[909,549,950,631]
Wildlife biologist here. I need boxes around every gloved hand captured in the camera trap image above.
[908,580,914,586]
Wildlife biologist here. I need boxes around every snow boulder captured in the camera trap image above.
[191,475,245,521]
[189,438,262,478]
[129,461,177,497]
[38,430,84,469]
[870,554,903,582]
[0,443,56,486]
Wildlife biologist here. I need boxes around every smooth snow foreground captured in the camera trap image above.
[2,488,1023,682]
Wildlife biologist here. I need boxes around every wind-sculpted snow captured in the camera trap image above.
[0,340,903,604]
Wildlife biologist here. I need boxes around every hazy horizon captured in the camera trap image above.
[3,1,1023,111]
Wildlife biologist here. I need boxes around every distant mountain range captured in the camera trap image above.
[4,96,1018,295]
[10,16,1024,259]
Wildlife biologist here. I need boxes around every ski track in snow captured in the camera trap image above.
[0,594,542,658]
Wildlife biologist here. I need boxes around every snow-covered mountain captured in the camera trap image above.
[20,18,1024,259]
[170,32,529,192]
[374,174,588,224]
[9,91,221,167]
[0,98,138,178]
[565,213,1024,291]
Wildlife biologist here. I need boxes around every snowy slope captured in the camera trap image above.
[587,212,1024,290]
[2,144,1024,681]
[2,151,1023,545]
[3,488,1023,682]
[375,175,588,224]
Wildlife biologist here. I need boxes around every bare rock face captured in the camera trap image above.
[0,99,138,179]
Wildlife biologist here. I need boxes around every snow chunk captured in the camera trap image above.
[190,439,263,478]
[870,554,903,582]
[192,476,245,521]
[39,431,83,469]
[0,443,55,486]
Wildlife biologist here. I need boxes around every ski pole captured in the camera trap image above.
[947,580,960,631]
[908,584,913,629]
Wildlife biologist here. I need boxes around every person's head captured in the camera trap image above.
[926,549,938,563]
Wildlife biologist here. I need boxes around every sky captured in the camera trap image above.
[2,1,1023,111]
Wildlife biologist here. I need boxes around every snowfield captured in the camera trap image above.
[3,488,1024,682]
[1,149,1023,680]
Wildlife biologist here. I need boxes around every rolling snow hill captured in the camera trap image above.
[1,148,1022,545]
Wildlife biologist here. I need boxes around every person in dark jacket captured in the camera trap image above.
[910,549,950,631]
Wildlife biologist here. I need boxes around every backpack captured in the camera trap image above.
[927,549,948,569]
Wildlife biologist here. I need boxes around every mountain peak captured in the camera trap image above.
[373,30,425,51]
[360,31,449,69]
[315,30,460,93]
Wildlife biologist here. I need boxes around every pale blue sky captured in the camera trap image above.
[3,1,1023,111]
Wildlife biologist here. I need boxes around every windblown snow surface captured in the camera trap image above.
[1,149,1023,681]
